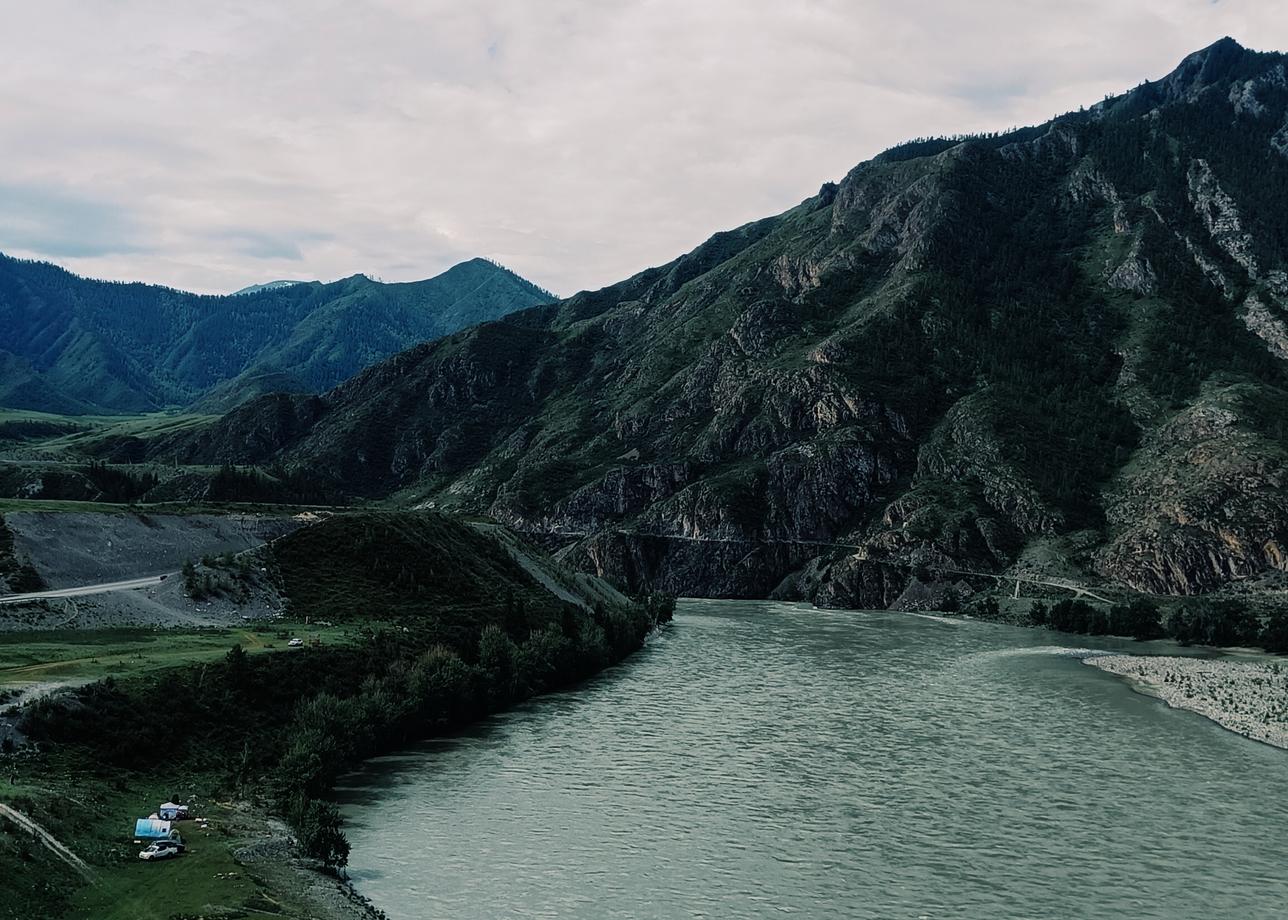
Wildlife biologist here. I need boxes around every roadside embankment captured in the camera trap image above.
[1085,654,1288,749]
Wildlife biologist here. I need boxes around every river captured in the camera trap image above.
[335,599,1288,919]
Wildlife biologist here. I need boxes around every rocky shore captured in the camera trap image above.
[1085,654,1288,749]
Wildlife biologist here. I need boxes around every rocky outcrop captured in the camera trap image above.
[1066,162,1131,233]
[567,531,819,598]
[1097,386,1288,594]
[772,553,908,610]
[491,462,696,535]
[1107,237,1158,295]
[1187,158,1259,278]
[916,395,1062,536]
[1241,294,1288,362]
[1273,115,1288,158]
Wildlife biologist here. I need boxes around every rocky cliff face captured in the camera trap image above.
[1096,384,1288,594]
[155,38,1288,607]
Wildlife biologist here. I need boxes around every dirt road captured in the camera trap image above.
[0,574,171,605]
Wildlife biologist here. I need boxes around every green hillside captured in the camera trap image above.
[0,256,553,414]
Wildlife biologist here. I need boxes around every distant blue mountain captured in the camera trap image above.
[0,255,555,413]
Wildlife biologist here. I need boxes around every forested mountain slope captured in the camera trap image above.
[0,255,552,413]
[158,38,1288,606]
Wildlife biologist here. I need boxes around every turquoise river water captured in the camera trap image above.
[335,599,1288,919]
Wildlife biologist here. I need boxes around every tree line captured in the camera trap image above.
[1027,596,1288,652]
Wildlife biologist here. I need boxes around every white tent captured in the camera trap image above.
[158,802,189,820]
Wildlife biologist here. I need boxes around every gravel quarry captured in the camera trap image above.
[3,510,298,588]
[0,509,301,629]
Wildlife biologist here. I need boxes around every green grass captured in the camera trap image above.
[0,624,370,918]
[0,763,306,920]
[0,625,352,697]
[62,799,278,920]
[0,410,217,454]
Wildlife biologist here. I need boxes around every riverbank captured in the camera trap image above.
[1084,654,1288,749]
[226,809,383,920]
[0,514,672,920]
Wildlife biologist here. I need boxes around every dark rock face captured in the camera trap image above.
[157,40,1288,607]
[567,532,821,599]
[1096,387,1288,594]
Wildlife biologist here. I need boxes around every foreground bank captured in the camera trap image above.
[1085,654,1288,749]
[0,512,672,920]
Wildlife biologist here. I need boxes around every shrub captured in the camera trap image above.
[286,794,350,870]
[1108,598,1164,640]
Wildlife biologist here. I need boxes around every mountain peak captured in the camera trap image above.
[1156,36,1257,100]
[1198,35,1243,56]
[232,280,307,296]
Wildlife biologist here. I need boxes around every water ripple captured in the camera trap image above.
[337,600,1288,920]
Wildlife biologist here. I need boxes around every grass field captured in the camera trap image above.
[0,409,217,455]
[0,625,353,704]
[60,798,287,920]
[0,764,319,920]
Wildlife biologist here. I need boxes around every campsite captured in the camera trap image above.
[0,622,359,919]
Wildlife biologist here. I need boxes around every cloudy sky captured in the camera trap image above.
[1,1,1286,296]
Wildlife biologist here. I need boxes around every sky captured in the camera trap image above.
[1,1,1287,297]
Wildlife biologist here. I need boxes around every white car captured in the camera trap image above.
[138,839,184,861]
[288,637,304,647]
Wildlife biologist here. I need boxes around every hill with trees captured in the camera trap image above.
[0,256,553,413]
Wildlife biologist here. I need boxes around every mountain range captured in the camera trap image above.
[0,255,553,414]
[94,39,1288,607]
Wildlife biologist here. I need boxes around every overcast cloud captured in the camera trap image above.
[1,1,1286,295]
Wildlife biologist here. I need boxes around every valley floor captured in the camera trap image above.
[1084,654,1288,749]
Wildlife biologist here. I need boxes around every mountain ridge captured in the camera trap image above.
[0,254,554,414]
[153,38,1288,607]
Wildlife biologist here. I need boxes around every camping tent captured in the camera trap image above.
[158,803,189,820]
[134,818,172,840]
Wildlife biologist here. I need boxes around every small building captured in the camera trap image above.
[158,803,189,821]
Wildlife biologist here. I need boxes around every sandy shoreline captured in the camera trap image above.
[1085,654,1288,749]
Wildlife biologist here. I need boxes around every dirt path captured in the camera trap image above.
[0,802,95,881]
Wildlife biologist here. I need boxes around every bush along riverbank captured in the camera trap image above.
[3,513,674,919]
[970,595,1288,652]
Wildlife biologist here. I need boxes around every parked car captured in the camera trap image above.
[288,637,304,647]
[138,839,184,861]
